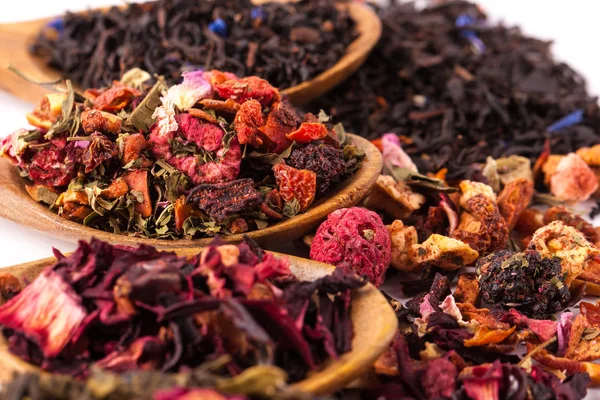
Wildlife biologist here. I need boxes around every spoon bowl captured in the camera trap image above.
[0,250,398,395]
[0,1,381,105]
[0,134,382,250]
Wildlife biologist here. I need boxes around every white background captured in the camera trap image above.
[0,1,599,397]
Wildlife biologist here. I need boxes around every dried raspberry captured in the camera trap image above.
[286,122,328,143]
[310,207,391,287]
[273,164,317,212]
[287,142,347,195]
[235,99,265,147]
[214,76,280,106]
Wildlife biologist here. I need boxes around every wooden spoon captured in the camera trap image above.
[0,134,382,250]
[0,1,381,105]
[0,250,398,395]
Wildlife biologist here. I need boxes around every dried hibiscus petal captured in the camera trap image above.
[82,132,118,173]
[187,179,262,223]
[273,164,317,212]
[286,142,347,195]
[0,270,87,357]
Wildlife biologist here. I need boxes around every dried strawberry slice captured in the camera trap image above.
[93,81,142,113]
[235,99,265,147]
[273,164,317,212]
[286,122,328,143]
[214,76,280,106]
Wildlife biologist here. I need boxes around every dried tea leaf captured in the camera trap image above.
[25,185,58,205]
[496,155,533,184]
[246,143,294,165]
[45,80,75,139]
[216,365,288,397]
[127,77,168,132]
[534,192,565,207]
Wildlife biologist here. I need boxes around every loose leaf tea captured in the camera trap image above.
[30,0,356,90]
[0,69,363,239]
[308,0,600,180]
[0,238,366,389]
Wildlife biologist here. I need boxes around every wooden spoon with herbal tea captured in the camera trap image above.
[0,1,381,105]
[0,134,382,250]
[0,250,398,395]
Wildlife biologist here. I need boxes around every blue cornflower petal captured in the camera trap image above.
[208,18,228,37]
[251,7,264,20]
[547,109,585,133]
[456,14,476,28]
[45,18,64,34]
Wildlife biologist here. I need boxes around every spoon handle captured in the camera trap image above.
[0,18,56,104]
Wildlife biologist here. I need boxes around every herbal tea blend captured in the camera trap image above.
[308,0,600,180]
[0,69,364,239]
[0,238,366,398]
[30,0,356,90]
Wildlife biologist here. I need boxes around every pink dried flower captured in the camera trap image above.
[381,133,418,173]
[162,69,212,111]
[0,128,28,165]
[310,207,391,287]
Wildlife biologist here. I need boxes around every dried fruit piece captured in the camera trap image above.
[565,302,600,361]
[497,177,534,230]
[28,141,76,187]
[214,75,280,106]
[548,153,598,202]
[310,207,391,287]
[122,133,150,166]
[286,122,328,143]
[187,179,262,223]
[259,102,296,153]
[363,175,426,219]
[287,142,347,195]
[123,169,152,218]
[93,81,142,112]
[234,99,265,147]
[453,273,480,305]
[26,93,67,130]
[514,208,544,237]
[101,178,129,199]
[81,109,123,134]
[527,221,600,286]
[543,206,597,242]
[273,164,317,212]
[82,132,118,173]
[410,234,479,271]
[387,220,419,272]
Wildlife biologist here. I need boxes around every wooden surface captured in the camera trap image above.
[0,250,398,395]
[0,2,381,106]
[0,134,382,250]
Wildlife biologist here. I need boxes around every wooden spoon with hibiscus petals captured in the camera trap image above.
[0,133,382,250]
[0,1,381,106]
[0,248,398,395]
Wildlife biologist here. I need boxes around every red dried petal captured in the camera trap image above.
[273,164,317,212]
[0,270,87,357]
[28,142,76,187]
[286,122,328,143]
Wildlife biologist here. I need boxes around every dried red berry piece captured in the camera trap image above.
[273,164,317,212]
[286,122,328,143]
[28,139,76,187]
[82,132,118,173]
[235,99,265,147]
[214,76,280,106]
[310,207,391,288]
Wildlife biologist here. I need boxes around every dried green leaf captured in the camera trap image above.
[534,192,564,207]
[282,198,300,218]
[333,122,346,144]
[8,64,62,91]
[45,80,75,139]
[496,155,533,184]
[25,185,58,205]
[389,167,458,193]
[165,172,189,203]
[127,77,168,132]
[216,365,288,397]
[255,219,269,230]
[246,143,294,165]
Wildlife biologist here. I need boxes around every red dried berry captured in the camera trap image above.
[28,140,77,188]
[273,164,317,212]
[286,122,328,143]
[310,207,391,287]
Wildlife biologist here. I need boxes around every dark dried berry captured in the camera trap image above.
[287,142,347,195]
[476,250,570,319]
[187,179,262,223]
